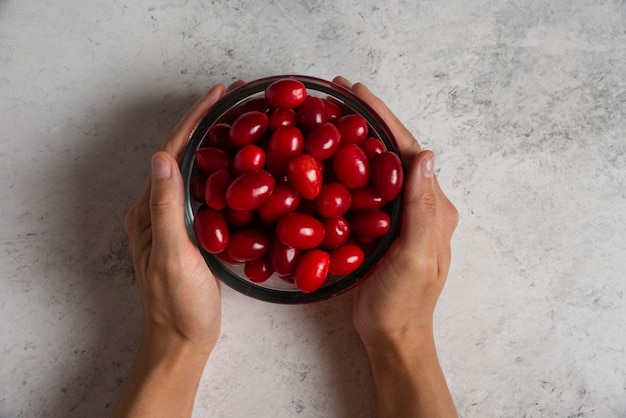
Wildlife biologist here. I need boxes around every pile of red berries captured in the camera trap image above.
[191,78,404,293]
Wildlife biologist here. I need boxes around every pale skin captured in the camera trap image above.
[113,77,459,418]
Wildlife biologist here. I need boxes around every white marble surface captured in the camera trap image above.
[1,0,625,417]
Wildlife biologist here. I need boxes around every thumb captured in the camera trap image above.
[149,151,190,255]
[400,151,437,255]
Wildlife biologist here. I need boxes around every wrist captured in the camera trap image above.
[131,327,214,399]
[139,327,215,365]
[112,329,213,417]
[362,327,457,418]
[142,316,220,357]
[358,317,436,357]
[362,325,438,373]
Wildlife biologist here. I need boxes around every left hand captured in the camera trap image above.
[124,83,231,352]
[115,82,249,418]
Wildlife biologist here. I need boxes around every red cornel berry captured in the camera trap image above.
[294,249,330,294]
[225,170,275,211]
[329,244,364,276]
[332,143,370,189]
[229,111,269,147]
[287,154,323,200]
[190,77,405,294]
[276,213,326,250]
[193,208,229,254]
[265,79,307,109]
[371,151,404,201]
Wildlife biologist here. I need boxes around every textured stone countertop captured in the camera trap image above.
[1,1,625,417]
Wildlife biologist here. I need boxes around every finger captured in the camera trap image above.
[332,75,353,89]
[227,79,246,92]
[126,169,154,247]
[350,82,422,155]
[399,151,437,263]
[133,84,226,227]
[162,84,227,161]
[149,151,193,259]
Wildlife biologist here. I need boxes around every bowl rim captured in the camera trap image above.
[180,74,403,304]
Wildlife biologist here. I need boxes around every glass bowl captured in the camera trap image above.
[180,75,403,304]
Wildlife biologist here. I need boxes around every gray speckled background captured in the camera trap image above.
[1,0,625,417]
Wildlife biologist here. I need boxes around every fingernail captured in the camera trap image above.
[152,154,172,180]
[422,154,435,178]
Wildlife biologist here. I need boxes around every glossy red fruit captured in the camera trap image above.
[350,186,386,211]
[287,154,323,200]
[296,96,328,132]
[193,208,229,254]
[350,210,391,239]
[233,144,265,176]
[332,143,370,189]
[361,137,386,160]
[276,212,325,249]
[204,168,232,210]
[265,79,307,109]
[224,207,255,227]
[265,126,304,177]
[226,170,275,210]
[371,151,404,201]
[190,175,206,202]
[329,244,364,275]
[227,229,269,262]
[315,182,352,218]
[229,111,269,147]
[320,216,350,249]
[244,256,274,283]
[269,108,297,131]
[270,239,301,276]
[294,250,330,293]
[336,114,368,144]
[207,123,234,150]
[257,183,301,222]
[323,97,344,122]
[195,147,231,174]
[304,123,341,161]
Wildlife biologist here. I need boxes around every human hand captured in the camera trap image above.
[332,77,459,350]
[116,83,251,418]
[124,83,230,352]
[332,76,458,417]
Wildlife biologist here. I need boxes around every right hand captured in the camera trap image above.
[331,77,459,349]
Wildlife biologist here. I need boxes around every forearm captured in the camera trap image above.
[112,334,212,418]
[364,328,457,418]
